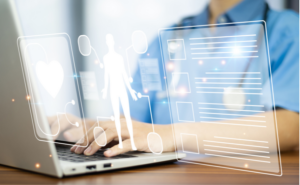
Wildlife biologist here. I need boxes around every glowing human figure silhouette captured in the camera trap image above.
[102,34,138,150]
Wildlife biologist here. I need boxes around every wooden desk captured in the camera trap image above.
[0,151,298,185]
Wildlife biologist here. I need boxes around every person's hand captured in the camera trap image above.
[70,118,175,157]
[129,89,137,101]
[102,88,107,99]
[47,114,95,142]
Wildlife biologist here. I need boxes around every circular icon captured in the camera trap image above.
[147,132,163,155]
[132,30,148,54]
[94,127,107,146]
[78,35,92,56]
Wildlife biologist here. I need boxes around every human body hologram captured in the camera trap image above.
[102,34,138,150]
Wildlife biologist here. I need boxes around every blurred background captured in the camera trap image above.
[15,0,299,119]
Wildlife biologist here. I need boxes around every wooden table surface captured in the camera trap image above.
[0,151,298,185]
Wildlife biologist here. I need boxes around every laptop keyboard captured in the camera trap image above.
[56,146,137,163]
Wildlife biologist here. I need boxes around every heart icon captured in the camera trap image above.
[35,60,64,98]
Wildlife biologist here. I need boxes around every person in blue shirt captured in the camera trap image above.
[56,0,299,157]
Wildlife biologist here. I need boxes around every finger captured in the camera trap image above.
[47,116,58,126]
[71,120,113,152]
[55,114,81,135]
[63,127,85,142]
[104,139,132,157]
[70,122,98,152]
[51,119,60,140]
[71,122,106,153]
[83,128,119,155]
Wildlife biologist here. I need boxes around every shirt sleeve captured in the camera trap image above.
[128,38,162,123]
[267,10,299,112]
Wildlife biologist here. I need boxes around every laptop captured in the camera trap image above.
[0,0,184,178]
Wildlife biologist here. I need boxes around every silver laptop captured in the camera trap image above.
[0,0,184,178]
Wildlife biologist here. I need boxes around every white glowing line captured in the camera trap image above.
[195,82,261,84]
[192,51,258,54]
[192,56,259,59]
[189,34,256,40]
[204,149,270,158]
[198,107,265,112]
[199,112,265,118]
[204,145,269,153]
[97,116,112,120]
[200,121,266,128]
[195,78,261,80]
[205,153,270,163]
[198,103,264,107]
[141,95,155,132]
[64,101,78,127]
[206,72,260,74]
[176,102,195,122]
[125,45,133,81]
[191,45,257,50]
[190,40,257,45]
[180,133,200,154]
[196,87,262,90]
[201,117,266,123]
[203,140,269,148]
[214,136,268,143]
[197,92,263,95]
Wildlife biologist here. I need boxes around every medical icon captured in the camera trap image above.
[102,34,137,150]
[126,30,148,82]
[167,39,186,60]
[78,35,104,68]
[137,93,163,154]
[35,60,64,99]
[18,33,89,147]
[25,43,64,99]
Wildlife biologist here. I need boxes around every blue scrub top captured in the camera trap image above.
[128,0,299,125]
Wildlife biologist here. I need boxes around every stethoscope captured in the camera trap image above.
[157,4,269,111]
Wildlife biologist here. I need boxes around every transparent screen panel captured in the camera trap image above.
[18,33,88,147]
[158,21,281,176]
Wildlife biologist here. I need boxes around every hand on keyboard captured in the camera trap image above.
[69,117,175,157]
[47,114,96,142]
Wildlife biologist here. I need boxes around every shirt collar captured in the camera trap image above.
[191,0,267,25]
[224,0,267,23]
[192,6,209,25]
